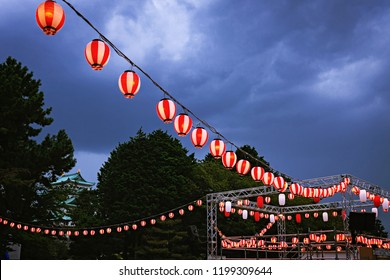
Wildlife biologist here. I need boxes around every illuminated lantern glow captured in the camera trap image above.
[290,183,302,195]
[224,211,230,217]
[30,227,36,233]
[256,196,264,208]
[351,186,360,195]
[188,205,194,211]
[51,230,56,235]
[36,0,65,35]
[132,224,138,230]
[320,234,327,242]
[242,210,248,220]
[359,190,367,202]
[344,177,350,185]
[160,215,166,221]
[382,198,389,212]
[99,229,105,235]
[262,172,275,186]
[265,197,271,204]
[295,214,301,224]
[309,233,317,241]
[191,127,209,148]
[251,166,265,182]
[373,195,381,208]
[74,231,79,236]
[305,213,310,219]
[313,212,319,218]
[278,193,286,206]
[106,228,112,234]
[169,212,174,219]
[322,212,329,222]
[271,236,277,243]
[2,220,8,225]
[90,230,95,236]
[179,209,185,215]
[273,176,285,191]
[236,159,251,176]
[83,230,88,236]
[140,221,147,226]
[303,238,310,244]
[341,210,347,220]
[237,209,243,215]
[209,139,226,159]
[336,246,342,252]
[303,187,312,198]
[117,227,122,233]
[156,98,176,123]
[174,113,192,136]
[326,245,332,250]
[372,207,378,218]
[17,224,23,230]
[9,222,15,228]
[59,231,64,236]
[196,200,203,206]
[292,237,299,244]
[225,201,232,212]
[254,212,260,222]
[313,197,321,203]
[84,39,110,70]
[332,211,338,217]
[118,70,141,99]
[222,151,237,170]
[264,214,269,219]
[150,219,156,225]
[66,230,72,236]
[124,225,130,231]
[23,226,29,231]
[287,215,292,220]
[288,193,295,200]
[243,199,250,206]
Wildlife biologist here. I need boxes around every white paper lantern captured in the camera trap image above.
[242,210,248,220]
[382,198,389,211]
[270,214,275,223]
[225,201,232,213]
[322,212,328,222]
[372,207,378,218]
[359,190,367,202]
[278,193,286,206]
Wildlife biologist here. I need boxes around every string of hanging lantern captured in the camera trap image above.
[35,0,297,184]
[0,198,204,237]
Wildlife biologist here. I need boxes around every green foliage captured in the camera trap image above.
[0,57,76,259]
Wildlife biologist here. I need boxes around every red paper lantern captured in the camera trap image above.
[236,159,251,176]
[273,176,285,191]
[295,213,301,223]
[188,205,194,211]
[140,221,147,226]
[156,98,176,124]
[209,139,226,159]
[150,219,156,225]
[117,227,122,233]
[265,196,271,204]
[124,225,130,231]
[313,197,321,203]
[118,70,141,99]
[174,113,192,136]
[262,172,275,186]
[254,212,260,222]
[196,199,203,206]
[289,183,302,195]
[85,39,110,70]
[179,209,185,215]
[222,151,237,170]
[191,127,208,148]
[132,224,138,230]
[373,195,381,207]
[224,211,230,217]
[305,213,310,218]
[36,0,65,35]
[251,166,265,182]
[256,196,264,208]
[288,193,295,200]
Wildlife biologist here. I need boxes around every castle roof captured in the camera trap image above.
[51,171,95,188]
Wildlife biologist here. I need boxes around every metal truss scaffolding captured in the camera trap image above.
[206,174,389,259]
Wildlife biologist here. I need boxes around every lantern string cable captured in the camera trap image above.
[0,196,206,232]
[61,0,296,181]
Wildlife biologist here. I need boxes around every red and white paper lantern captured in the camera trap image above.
[85,39,110,70]
[222,151,237,170]
[262,172,275,186]
[174,113,192,136]
[191,127,208,148]
[251,166,265,182]
[156,98,176,123]
[36,0,65,35]
[118,70,141,99]
[236,159,251,176]
[209,139,226,159]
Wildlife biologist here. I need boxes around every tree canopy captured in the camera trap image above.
[0,57,76,259]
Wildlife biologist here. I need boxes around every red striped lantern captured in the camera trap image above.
[140,221,147,226]
[160,215,166,221]
[292,237,299,244]
[36,1,65,35]
[288,193,295,200]
[150,219,156,225]
[273,176,285,191]
[174,113,192,136]
[118,70,141,99]
[191,127,208,148]
[85,39,110,70]
[209,139,226,159]
[262,172,275,186]
[344,177,350,185]
[124,225,130,231]
[251,166,264,182]
[265,196,271,204]
[179,209,185,215]
[256,196,264,208]
[305,213,310,218]
[289,183,302,195]
[156,98,176,124]
[117,227,122,233]
[196,199,203,206]
[222,151,237,170]
[132,224,138,230]
[236,159,251,176]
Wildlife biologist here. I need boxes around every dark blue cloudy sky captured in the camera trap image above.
[1,1,390,228]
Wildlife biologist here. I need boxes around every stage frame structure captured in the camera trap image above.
[206,174,390,259]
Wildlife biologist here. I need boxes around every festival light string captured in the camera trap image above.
[0,197,205,236]
[61,0,295,181]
